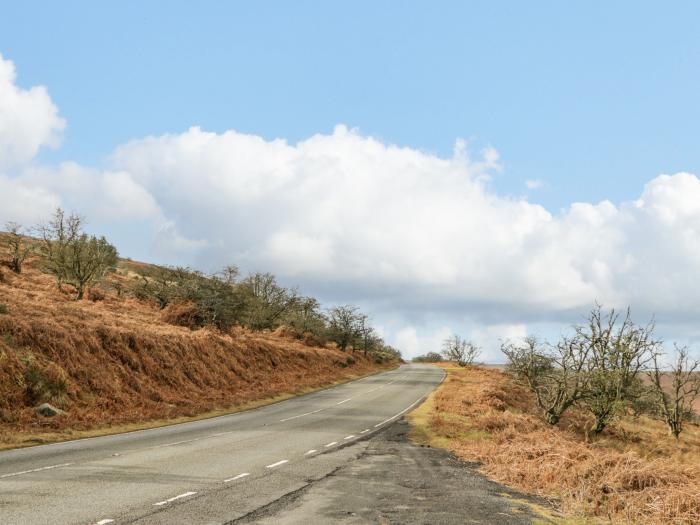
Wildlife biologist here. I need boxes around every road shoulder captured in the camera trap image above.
[236,420,556,524]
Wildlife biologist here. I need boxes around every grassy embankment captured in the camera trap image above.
[409,364,700,524]
[0,244,396,450]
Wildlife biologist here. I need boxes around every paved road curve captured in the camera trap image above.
[0,364,444,524]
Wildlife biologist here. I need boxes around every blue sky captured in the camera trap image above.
[3,2,700,358]
[3,1,699,212]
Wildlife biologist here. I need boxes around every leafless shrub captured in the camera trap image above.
[578,305,658,435]
[442,334,480,366]
[649,345,700,440]
[4,222,32,273]
[37,208,118,299]
[502,335,590,425]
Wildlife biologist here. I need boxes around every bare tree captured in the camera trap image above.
[503,335,590,425]
[37,208,118,299]
[69,235,118,299]
[283,296,327,336]
[4,222,32,273]
[357,314,381,356]
[239,272,297,330]
[442,334,480,366]
[578,305,658,435]
[327,305,362,351]
[37,208,83,291]
[649,345,700,440]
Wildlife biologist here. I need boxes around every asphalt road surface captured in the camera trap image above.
[0,364,445,524]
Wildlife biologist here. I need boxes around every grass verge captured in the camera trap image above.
[408,364,700,524]
[0,365,394,450]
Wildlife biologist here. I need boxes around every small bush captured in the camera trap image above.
[346,355,355,366]
[0,303,8,315]
[160,301,201,329]
[24,362,69,406]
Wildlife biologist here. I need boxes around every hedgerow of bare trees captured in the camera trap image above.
[1,208,401,362]
[503,304,699,439]
[442,334,481,366]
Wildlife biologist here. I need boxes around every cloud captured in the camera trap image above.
[107,126,700,356]
[394,326,453,358]
[525,179,544,189]
[3,54,700,358]
[0,54,65,171]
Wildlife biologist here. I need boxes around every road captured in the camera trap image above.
[0,364,444,524]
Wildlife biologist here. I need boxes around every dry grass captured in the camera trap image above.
[409,364,700,524]
[0,244,394,448]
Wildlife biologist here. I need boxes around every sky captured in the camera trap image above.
[1,1,700,360]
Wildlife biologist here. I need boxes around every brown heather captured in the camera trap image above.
[0,248,393,447]
[410,365,700,524]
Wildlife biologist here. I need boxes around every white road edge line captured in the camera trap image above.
[344,435,355,440]
[336,398,353,405]
[94,520,114,525]
[266,459,289,469]
[373,395,426,428]
[0,462,73,479]
[223,472,250,483]
[153,491,197,506]
[304,449,317,455]
[324,441,338,447]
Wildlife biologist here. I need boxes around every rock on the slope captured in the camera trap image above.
[34,403,65,417]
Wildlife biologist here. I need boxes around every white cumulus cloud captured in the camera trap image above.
[3,53,700,359]
[0,54,65,171]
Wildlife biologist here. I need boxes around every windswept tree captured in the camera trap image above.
[442,334,480,366]
[239,272,297,330]
[579,306,658,435]
[327,305,362,351]
[283,296,327,337]
[38,208,82,290]
[134,264,245,329]
[357,314,382,356]
[4,222,32,273]
[503,335,591,425]
[649,345,700,440]
[38,208,118,299]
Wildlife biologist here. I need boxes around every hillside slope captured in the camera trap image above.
[0,252,394,448]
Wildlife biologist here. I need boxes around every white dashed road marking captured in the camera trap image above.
[336,398,353,405]
[360,429,370,434]
[304,449,317,455]
[266,460,288,469]
[94,520,114,525]
[324,441,337,448]
[154,491,197,506]
[279,408,324,422]
[344,435,355,440]
[223,472,250,483]
[0,463,73,479]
